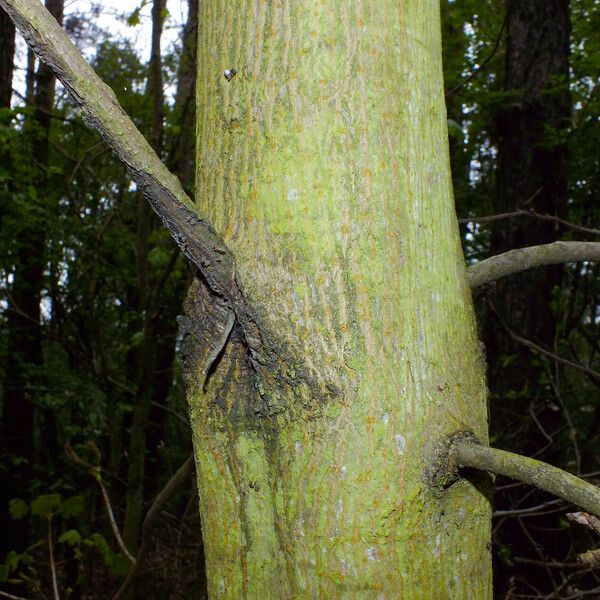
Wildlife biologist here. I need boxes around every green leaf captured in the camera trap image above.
[129,331,144,348]
[86,533,111,563]
[58,530,82,546]
[8,498,29,521]
[59,495,85,519]
[5,550,25,572]
[127,9,140,26]
[31,493,61,519]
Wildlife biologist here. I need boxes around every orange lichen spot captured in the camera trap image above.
[319,79,328,86]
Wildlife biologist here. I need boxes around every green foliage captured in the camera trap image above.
[1,3,196,596]
[58,529,82,546]
[84,533,130,576]
[30,494,61,519]
[8,499,28,521]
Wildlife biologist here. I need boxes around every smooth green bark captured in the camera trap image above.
[191,1,491,597]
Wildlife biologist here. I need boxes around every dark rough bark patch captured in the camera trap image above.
[179,278,336,429]
[2,0,337,435]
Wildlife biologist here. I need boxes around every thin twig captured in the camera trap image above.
[64,443,135,563]
[513,557,585,570]
[150,400,190,427]
[445,17,506,97]
[47,520,61,600]
[468,241,600,288]
[97,478,135,563]
[458,209,600,238]
[112,455,195,600]
[493,498,564,518]
[0,591,33,600]
[455,440,600,518]
[488,300,600,383]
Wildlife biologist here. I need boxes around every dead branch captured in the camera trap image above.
[454,440,600,518]
[468,241,600,288]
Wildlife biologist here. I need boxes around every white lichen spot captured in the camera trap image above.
[287,188,299,202]
[395,434,406,455]
[341,465,347,478]
[382,413,389,425]
[341,559,349,576]
[366,547,377,562]
[299,516,305,537]
[435,534,441,559]
[295,441,303,453]
[458,507,466,520]
[336,498,343,517]
[310,558,316,567]
[219,579,225,593]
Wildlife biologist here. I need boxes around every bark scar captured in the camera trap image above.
[202,309,235,391]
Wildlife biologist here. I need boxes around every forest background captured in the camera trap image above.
[0,0,599,598]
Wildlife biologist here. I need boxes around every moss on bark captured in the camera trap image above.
[191,1,492,597]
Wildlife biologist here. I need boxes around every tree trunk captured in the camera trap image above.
[484,1,571,594]
[0,6,15,108]
[169,0,198,192]
[186,1,491,597]
[486,0,570,401]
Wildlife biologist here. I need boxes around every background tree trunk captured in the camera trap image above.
[486,0,571,413]
[187,1,491,597]
[0,6,15,108]
[481,2,571,594]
